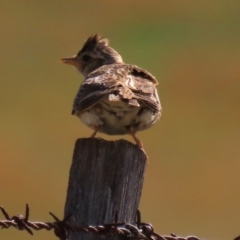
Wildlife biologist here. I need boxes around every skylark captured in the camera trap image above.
[61,34,162,149]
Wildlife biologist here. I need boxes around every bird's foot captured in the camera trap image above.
[129,129,148,158]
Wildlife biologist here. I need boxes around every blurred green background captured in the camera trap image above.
[1,1,240,240]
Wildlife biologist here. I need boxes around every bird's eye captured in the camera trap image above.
[82,55,91,62]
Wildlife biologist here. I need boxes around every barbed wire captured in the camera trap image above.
[0,203,203,240]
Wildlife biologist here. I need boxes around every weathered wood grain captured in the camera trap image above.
[64,138,147,240]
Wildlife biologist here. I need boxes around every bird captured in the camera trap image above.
[61,34,162,150]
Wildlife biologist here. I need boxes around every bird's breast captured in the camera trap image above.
[78,96,160,135]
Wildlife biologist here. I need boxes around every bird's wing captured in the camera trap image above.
[127,65,161,112]
[72,64,161,115]
[72,65,120,115]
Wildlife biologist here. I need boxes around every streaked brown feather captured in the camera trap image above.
[72,63,160,115]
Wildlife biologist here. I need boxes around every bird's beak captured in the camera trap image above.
[60,55,79,67]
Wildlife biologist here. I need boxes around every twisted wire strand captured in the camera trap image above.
[0,204,201,240]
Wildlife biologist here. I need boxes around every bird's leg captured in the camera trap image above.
[130,130,148,159]
[129,129,143,149]
[90,125,99,138]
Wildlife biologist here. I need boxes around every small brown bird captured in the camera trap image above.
[61,34,162,149]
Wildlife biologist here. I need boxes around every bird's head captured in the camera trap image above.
[60,34,123,78]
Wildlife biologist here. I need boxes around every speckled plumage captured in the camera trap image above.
[61,34,162,148]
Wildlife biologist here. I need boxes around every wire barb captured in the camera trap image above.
[0,205,203,240]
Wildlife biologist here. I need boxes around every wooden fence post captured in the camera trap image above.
[64,138,147,240]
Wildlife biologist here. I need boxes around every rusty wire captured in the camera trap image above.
[0,204,201,240]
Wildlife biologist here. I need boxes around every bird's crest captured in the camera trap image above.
[78,34,109,54]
